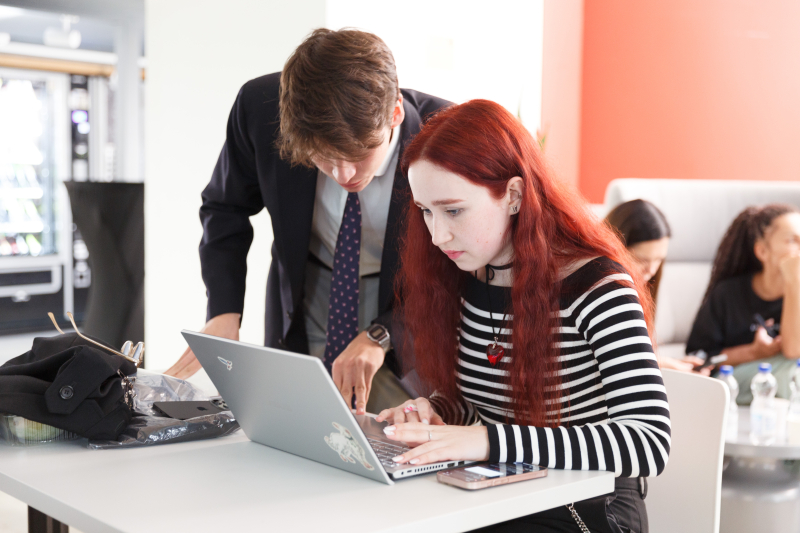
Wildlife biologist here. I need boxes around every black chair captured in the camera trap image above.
[65,182,144,361]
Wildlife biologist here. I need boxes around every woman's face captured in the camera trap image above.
[628,237,670,282]
[756,212,800,275]
[407,159,518,273]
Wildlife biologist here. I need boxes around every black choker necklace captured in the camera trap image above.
[485,262,513,281]
[478,262,512,366]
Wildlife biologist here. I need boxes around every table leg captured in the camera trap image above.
[721,457,800,533]
[28,506,69,533]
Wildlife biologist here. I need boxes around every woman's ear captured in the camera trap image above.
[754,238,769,264]
[507,176,524,214]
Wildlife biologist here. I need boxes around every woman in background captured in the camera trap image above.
[687,204,800,402]
[605,200,707,374]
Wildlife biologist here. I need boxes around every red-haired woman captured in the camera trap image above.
[376,100,670,532]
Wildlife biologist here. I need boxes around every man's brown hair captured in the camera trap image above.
[278,28,400,167]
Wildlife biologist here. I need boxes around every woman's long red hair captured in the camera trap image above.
[398,100,654,427]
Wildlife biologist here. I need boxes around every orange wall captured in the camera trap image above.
[578,0,800,202]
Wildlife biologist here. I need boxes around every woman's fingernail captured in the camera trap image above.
[393,455,404,462]
[409,459,419,465]
[422,418,429,425]
[383,426,395,434]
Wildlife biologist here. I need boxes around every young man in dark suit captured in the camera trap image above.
[166,29,450,415]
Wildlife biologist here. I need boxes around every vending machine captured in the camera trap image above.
[0,67,93,333]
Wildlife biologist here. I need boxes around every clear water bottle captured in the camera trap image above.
[717,365,739,441]
[787,360,800,444]
[750,362,778,445]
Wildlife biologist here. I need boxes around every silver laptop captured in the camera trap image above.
[182,331,469,484]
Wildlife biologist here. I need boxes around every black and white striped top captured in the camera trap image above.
[430,257,670,478]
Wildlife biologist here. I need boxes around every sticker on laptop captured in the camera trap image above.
[217,357,232,370]
[324,422,374,471]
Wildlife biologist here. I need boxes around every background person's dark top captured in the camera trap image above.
[686,274,783,357]
[199,72,450,376]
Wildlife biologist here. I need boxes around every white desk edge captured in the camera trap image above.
[0,433,615,533]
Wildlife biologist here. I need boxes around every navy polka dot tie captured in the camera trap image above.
[323,192,361,373]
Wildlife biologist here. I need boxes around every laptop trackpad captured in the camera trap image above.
[355,414,392,438]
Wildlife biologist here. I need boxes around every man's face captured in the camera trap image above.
[311,97,405,193]
[311,128,392,193]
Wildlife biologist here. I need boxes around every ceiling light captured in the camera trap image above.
[43,15,81,49]
[0,6,24,20]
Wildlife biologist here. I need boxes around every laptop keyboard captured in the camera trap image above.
[367,437,411,468]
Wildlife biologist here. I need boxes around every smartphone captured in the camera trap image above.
[692,352,728,372]
[752,313,780,338]
[437,462,547,490]
[152,400,227,420]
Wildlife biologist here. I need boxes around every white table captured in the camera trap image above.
[0,433,614,533]
[721,407,800,533]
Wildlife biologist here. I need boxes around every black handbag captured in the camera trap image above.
[0,333,137,440]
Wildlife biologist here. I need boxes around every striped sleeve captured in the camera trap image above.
[486,275,671,477]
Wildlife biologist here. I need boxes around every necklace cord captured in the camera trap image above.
[477,265,510,347]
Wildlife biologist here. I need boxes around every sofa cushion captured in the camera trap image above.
[654,262,712,345]
[605,179,800,262]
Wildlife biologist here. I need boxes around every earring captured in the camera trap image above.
[511,205,519,214]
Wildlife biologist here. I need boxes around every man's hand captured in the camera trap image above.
[331,330,385,415]
[164,313,241,379]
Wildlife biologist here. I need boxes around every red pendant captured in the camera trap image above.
[486,343,505,366]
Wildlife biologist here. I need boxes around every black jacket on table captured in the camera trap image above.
[199,72,451,377]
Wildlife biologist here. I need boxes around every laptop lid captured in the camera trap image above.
[181,331,393,485]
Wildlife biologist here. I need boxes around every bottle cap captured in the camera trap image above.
[759,363,773,373]
[719,365,733,375]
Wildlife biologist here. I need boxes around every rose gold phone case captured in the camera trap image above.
[437,464,548,490]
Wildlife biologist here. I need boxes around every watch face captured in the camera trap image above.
[368,324,386,339]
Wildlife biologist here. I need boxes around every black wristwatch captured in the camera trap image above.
[366,323,391,353]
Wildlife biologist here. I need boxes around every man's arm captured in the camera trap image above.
[166,82,267,378]
[199,84,265,322]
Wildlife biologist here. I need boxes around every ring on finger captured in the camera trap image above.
[428,430,432,442]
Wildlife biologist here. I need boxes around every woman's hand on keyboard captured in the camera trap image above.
[382,423,490,465]
[375,398,444,427]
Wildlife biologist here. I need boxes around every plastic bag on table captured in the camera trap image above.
[88,370,239,449]
[87,411,239,449]
[131,369,210,416]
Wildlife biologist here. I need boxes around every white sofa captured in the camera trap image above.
[603,178,800,359]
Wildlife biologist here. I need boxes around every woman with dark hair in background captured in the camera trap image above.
[605,200,670,304]
[605,199,707,374]
[376,100,668,532]
[687,204,800,403]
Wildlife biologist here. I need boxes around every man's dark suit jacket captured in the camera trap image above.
[199,72,450,377]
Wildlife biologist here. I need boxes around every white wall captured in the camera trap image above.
[144,0,326,370]
[326,0,544,132]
